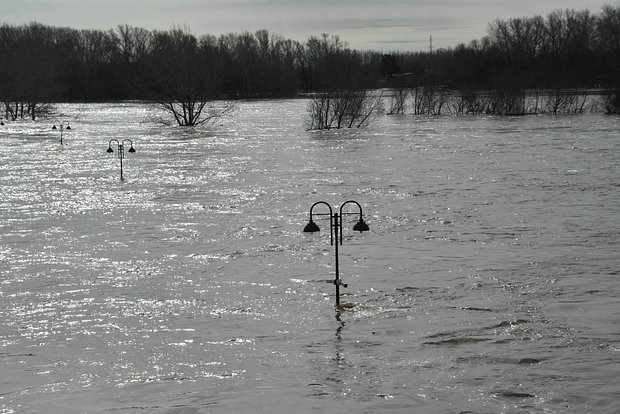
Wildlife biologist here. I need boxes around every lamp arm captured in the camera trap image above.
[309,201,334,245]
[339,200,363,217]
[339,200,364,244]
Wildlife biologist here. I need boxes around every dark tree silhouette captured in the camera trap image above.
[142,27,233,126]
[1,23,59,120]
[2,4,620,123]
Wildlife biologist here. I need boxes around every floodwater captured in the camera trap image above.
[1,100,619,413]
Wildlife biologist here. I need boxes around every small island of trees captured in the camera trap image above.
[1,5,620,128]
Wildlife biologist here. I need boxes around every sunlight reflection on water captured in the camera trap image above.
[1,101,619,413]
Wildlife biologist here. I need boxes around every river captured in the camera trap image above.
[1,100,619,413]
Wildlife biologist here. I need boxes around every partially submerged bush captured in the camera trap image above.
[601,92,620,114]
[306,90,384,130]
[387,88,408,115]
[451,90,490,115]
[487,88,528,115]
[410,86,449,115]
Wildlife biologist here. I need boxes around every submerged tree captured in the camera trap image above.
[306,89,384,130]
[387,87,408,115]
[305,34,384,130]
[3,5,620,118]
[1,23,59,121]
[142,27,234,126]
[601,92,620,114]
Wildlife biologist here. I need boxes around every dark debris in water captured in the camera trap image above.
[0,353,36,358]
[459,412,495,414]
[455,355,543,365]
[493,390,535,399]
[461,306,493,312]
[518,358,543,364]
[396,286,421,292]
[492,319,530,328]
[424,336,491,345]
[424,317,533,346]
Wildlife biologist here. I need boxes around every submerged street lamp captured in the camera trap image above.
[106,139,136,180]
[52,122,71,144]
[303,200,370,308]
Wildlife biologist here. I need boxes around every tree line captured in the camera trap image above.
[0,24,379,121]
[1,5,620,125]
[386,5,620,92]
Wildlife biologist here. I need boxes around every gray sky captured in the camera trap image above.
[1,0,615,51]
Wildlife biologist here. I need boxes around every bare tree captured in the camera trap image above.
[540,90,588,114]
[387,87,408,115]
[305,34,384,130]
[409,86,449,115]
[601,92,620,114]
[0,23,59,121]
[143,26,234,126]
[486,88,527,115]
[306,89,383,130]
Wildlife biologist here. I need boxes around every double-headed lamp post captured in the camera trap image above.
[106,139,136,180]
[52,122,71,145]
[303,200,370,307]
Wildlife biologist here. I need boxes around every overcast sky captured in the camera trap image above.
[1,0,615,51]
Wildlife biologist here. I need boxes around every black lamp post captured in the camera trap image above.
[53,122,71,144]
[106,139,136,180]
[303,200,370,307]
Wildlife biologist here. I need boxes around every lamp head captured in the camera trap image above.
[303,220,320,233]
[353,218,369,232]
[128,146,136,153]
[106,146,113,153]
